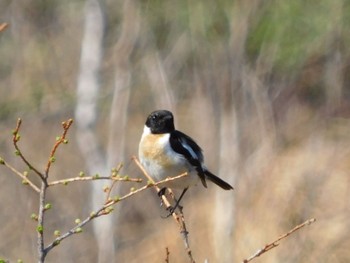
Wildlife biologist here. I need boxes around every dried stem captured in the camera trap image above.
[242,218,317,263]
[132,156,196,263]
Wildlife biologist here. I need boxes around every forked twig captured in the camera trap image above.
[242,218,316,262]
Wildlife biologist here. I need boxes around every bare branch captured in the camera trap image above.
[165,247,170,263]
[44,119,73,178]
[48,175,142,187]
[1,159,40,193]
[132,156,196,263]
[0,22,8,32]
[242,218,317,263]
[12,118,45,181]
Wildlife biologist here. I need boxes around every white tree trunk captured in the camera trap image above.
[75,1,114,262]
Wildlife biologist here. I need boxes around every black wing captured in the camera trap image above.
[169,130,207,187]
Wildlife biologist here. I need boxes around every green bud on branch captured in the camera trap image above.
[90,211,97,218]
[30,213,38,221]
[75,227,83,234]
[37,225,44,234]
[22,180,29,185]
[44,203,52,211]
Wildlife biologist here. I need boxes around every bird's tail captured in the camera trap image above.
[204,170,233,190]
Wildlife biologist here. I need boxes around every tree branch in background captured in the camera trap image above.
[0,23,8,32]
[242,218,316,263]
[132,156,196,263]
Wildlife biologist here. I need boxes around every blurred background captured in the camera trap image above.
[1,0,350,262]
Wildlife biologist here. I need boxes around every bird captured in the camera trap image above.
[138,110,233,216]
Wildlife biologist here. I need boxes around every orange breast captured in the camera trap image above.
[139,133,178,168]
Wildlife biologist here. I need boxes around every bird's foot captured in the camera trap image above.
[161,206,175,218]
[158,187,167,207]
[161,203,183,218]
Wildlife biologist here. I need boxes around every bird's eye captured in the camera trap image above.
[151,114,158,120]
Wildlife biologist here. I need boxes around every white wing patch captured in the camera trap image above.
[180,138,199,161]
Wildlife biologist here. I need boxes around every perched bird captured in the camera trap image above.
[138,110,233,215]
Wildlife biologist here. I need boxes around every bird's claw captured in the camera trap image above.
[160,206,175,218]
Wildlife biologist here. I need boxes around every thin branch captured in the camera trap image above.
[12,118,45,181]
[48,175,142,186]
[1,159,40,193]
[242,218,317,263]
[0,22,8,32]
[132,156,196,263]
[44,119,73,177]
[105,179,118,203]
[37,183,46,262]
[165,247,170,263]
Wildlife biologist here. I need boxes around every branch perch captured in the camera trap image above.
[132,156,196,263]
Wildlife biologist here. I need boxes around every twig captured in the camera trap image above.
[48,175,142,186]
[132,156,196,263]
[44,119,73,177]
[104,164,124,202]
[12,118,45,181]
[242,218,316,263]
[1,159,40,193]
[0,23,8,32]
[165,247,170,263]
